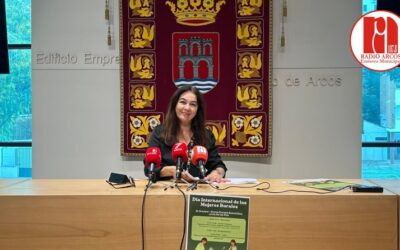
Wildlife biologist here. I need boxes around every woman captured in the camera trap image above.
[195,237,208,250]
[229,239,237,250]
[145,86,227,183]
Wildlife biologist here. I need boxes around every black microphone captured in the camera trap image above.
[191,145,208,179]
[171,143,188,180]
[144,147,161,183]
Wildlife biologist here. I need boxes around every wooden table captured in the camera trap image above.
[369,179,400,250]
[0,178,29,189]
[369,180,400,194]
[0,179,397,250]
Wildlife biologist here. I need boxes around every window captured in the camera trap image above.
[362,69,400,179]
[361,0,400,179]
[0,0,31,178]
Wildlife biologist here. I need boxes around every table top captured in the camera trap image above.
[369,179,400,194]
[0,178,30,189]
[0,178,396,196]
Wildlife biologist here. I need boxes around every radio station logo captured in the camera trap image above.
[350,10,400,71]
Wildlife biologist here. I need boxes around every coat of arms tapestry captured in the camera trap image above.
[120,0,272,156]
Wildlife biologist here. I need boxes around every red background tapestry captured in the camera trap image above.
[120,0,272,156]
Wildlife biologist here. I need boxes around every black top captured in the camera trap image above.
[144,125,227,180]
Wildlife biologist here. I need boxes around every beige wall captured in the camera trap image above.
[32,0,362,179]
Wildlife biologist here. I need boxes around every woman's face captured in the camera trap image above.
[175,91,198,126]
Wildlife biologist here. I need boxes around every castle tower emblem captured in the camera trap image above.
[172,32,220,93]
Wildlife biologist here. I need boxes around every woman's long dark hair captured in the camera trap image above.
[161,86,207,146]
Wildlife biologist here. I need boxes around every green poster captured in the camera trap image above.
[186,194,250,250]
[289,179,354,191]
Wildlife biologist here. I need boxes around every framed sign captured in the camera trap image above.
[186,194,250,250]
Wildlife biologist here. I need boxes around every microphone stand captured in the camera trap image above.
[144,174,157,190]
[175,157,183,180]
[187,158,207,191]
[164,175,192,191]
[144,178,153,191]
[187,177,203,191]
[163,176,219,192]
[186,178,220,191]
[187,180,199,191]
[145,172,158,190]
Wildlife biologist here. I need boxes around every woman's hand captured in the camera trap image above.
[205,167,228,183]
[161,166,228,183]
[159,166,176,178]
[160,166,195,182]
[181,170,196,182]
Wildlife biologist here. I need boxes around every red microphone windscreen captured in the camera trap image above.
[191,145,208,166]
[172,143,188,162]
[145,147,161,168]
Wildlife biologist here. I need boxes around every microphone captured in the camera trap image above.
[144,147,161,183]
[171,143,188,180]
[191,145,208,179]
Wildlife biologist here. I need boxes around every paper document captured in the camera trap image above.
[288,179,354,191]
[225,178,258,184]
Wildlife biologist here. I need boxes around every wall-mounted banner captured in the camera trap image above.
[186,194,250,250]
[120,0,272,156]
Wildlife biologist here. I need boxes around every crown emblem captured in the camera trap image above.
[166,0,226,26]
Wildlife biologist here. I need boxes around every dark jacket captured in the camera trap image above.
[144,125,227,180]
